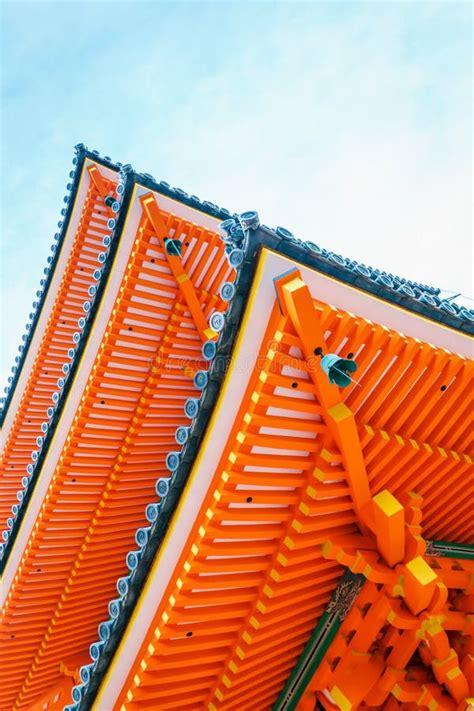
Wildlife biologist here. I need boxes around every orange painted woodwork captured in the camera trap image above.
[105,275,472,710]
[0,187,233,710]
[1,157,472,711]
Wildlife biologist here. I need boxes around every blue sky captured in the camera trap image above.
[1,0,472,387]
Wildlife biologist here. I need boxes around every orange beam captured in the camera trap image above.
[276,273,371,517]
[141,193,217,343]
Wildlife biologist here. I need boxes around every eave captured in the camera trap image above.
[84,248,473,711]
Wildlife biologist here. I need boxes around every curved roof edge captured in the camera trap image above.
[74,223,473,711]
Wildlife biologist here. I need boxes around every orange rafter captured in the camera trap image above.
[0,164,118,534]
[0,198,232,710]
[141,193,218,343]
[111,302,352,710]
[88,164,115,203]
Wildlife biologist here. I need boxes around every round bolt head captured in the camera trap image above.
[228,249,244,268]
[202,340,217,360]
[135,527,150,547]
[219,281,236,301]
[175,426,190,445]
[145,503,160,523]
[209,311,225,332]
[116,577,129,597]
[184,398,200,419]
[193,370,209,390]
[165,452,180,472]
[156,478,170,497]
[108,599,121,619]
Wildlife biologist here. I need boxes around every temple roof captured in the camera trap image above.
[0,146,472,711]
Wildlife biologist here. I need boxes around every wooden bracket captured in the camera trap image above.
[140,193,217,343]
[274,273,371,519]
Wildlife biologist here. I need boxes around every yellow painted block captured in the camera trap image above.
[237,431,245,444]
[284,536,295,549]
[242,631,253,644]
[263,584,274,597]
[228,452,237,464]
[229,661,238,674]
[373,490,403,518]
[215,688,224,702]
[250,616,259,629]
[222,675,232,688]
[328,402,351,423]
[292,519,303,533]
[277,553,288,566]
[236,646,245,660]
[313,467,326,482]
[134,674,141,687]
[299,502,310,516]
[256,601,266,613]
[331,685,353,710]
[204,328,217,340]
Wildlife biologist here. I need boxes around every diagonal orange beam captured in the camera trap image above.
[276,272,371,519]
[87,164,113,201]
[141,193,217,343]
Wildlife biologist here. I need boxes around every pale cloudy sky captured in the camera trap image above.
[1,0,472,387]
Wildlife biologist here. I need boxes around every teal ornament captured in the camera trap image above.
[320,354,357,388]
